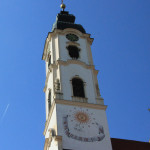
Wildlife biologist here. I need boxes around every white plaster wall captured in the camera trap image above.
[45,32,97,114]
[44,30,107,150]
[54,35,59,61]
[79,37,90,64]
[56,104,112,150]
[46,71,54,119]
[58,34,90,64]
[86,40,94,65]
[49,41,53,64]
[45,42,52,75]
[51,35,57,63]
[46,61,48,76]
[60,64,97,104]
[45,89,48,119]
[45,61,48,119]
[49,140,59,150]
[58,35,67,61]
[45,106,57,138]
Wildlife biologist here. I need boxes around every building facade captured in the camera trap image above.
[42,8,112,150]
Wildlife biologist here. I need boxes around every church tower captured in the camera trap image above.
[42,3,112,150]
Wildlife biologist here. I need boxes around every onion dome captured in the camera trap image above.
[52,11,86,33]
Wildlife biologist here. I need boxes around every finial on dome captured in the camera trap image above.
[60,0,66,11]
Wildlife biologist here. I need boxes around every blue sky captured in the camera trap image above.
[0,0,150,149]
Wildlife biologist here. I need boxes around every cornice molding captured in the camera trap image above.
[43,99,107,136]
[55,28,94,45]
[57,59,96,70]
[53,28,93,40]
[43,60,99,92]
[55,136,62,142]
[55,99,107,110]
[66,41,80,47]
[72,96,88,103]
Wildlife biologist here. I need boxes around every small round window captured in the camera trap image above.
[67,45,80,59]
[66,34,79,42]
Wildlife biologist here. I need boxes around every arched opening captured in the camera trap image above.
[72,78,85,98]
[48,90,51,112]
[48,55,51,67]
[67,45,80,59]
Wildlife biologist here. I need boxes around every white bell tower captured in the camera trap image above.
[42,3,112,150]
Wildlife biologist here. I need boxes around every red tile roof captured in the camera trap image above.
[111,138,150,150]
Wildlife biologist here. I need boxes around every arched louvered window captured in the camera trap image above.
[48,55,51,67]
[48,90,51,111]
[67,45,80,59]
[72,78,85,98]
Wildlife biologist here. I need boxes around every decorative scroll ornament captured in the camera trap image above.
[54,79,60,91]
[47,129,56,147]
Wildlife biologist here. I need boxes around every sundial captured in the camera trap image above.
[63,107,105,142]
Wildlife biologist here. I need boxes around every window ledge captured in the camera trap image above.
[72,96,88,103]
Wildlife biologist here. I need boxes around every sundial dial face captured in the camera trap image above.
[63,107,105,142]
[74,111,90,124]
